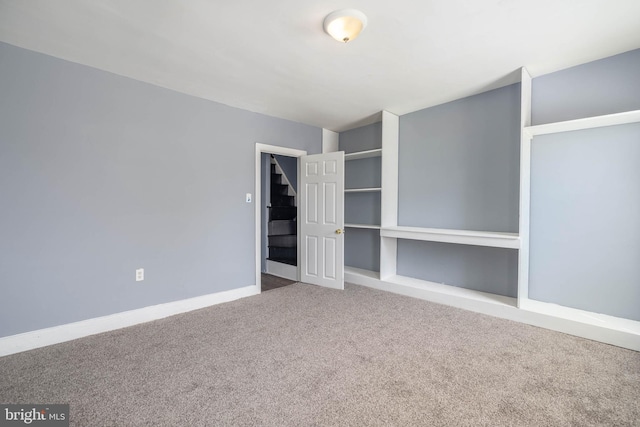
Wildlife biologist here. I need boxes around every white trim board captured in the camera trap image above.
[322,129,339,153]
[0,285,259,357]
[517,67,532,306]
[380,111,399,281]
[344,267,640,351]
[380,111,399,228]
[266,259,297,281]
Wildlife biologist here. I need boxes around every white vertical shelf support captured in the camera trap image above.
[517,67,532,307]
[322,128,339,153]
[380,111,400,280]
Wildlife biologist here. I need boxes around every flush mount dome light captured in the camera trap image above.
[323,9,367,43]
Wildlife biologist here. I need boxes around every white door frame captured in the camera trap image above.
[255,143,307,292]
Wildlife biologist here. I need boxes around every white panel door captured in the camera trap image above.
[300,152,344,290]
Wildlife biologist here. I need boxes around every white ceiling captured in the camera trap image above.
[1,0,639,131]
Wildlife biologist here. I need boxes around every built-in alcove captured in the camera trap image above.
[340,122,382,273]
[341,48,640,350]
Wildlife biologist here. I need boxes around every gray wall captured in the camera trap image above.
[346,157,381,189]
[529,48,640,320]
[340,122,382,271]
[529,124,640,320]
[0,42,321,337]
[345,192,382,226]
[398,84,521,232]
[345,229,380,272]
[397,241,518,297]
[395,84,520,297]
[532,48,640,125]
[340,122,381,153]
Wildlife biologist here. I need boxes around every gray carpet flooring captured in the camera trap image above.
[0,283,638,426]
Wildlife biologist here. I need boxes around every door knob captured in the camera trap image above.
[335,229,344,234]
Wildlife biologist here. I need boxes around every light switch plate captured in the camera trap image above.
[246,193,252,203]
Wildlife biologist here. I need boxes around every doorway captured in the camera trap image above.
[254,144,306,292]
[262,153,298,286]
[254,144,346,292]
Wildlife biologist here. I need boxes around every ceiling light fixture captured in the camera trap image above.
[323,9,367,43]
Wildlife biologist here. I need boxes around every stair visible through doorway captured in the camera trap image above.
[267,155,297,266]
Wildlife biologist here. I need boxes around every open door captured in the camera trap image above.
[299,151,345,290]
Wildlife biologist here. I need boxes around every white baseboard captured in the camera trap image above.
[266,260,297,281]
[0,285,260,357]
[345,267,640,352]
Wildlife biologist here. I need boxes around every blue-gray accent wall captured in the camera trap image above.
[529,124,640,320]
[395,84,520,297]
[397,241,519,298]
[345,157,382,189]
[0,42,321,337]
[529,48,640,321]
[340,122,382,153]
[345,192,382,226]
[531,48,640,125]
[344,228,381,272]
[398,84,521,233]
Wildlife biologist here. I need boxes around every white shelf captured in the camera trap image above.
[524,110,640,137]
[380,226,520,249]
[345,223,381,230]
[345,148,382,160]
[345,266,380,280]
[345,187,382,193]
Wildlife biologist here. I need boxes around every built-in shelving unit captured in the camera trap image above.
[331,54,640,349]
[342,125,383,273]
[363,108,521,297]
[340,99,640,350]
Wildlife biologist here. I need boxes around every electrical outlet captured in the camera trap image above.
[135,268,144,282]
[246,193,252,203]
